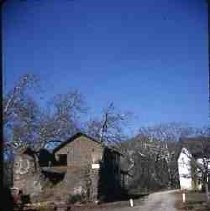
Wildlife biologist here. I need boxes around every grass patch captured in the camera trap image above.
[174,191,210,211]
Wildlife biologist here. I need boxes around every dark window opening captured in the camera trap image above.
[58,154,67,166]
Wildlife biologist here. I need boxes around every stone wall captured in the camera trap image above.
[13,153,43,203]
[40,165,100,203]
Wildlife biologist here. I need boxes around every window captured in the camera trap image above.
[58,154,67,166]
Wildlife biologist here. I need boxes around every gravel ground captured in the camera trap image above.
[82,190,178,211]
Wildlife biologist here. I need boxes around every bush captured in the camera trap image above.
[68,194,83,204]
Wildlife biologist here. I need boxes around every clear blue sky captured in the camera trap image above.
[3,0,209,134]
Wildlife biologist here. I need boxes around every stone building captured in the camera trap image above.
[12,132,125,203]
[12,148,42,203]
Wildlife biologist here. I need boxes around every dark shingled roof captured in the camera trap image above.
[179,137,210,159]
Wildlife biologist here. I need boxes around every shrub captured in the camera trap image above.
[68,194,83,204]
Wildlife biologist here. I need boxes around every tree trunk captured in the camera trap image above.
[167,163,172,189]
[205,174,209,202]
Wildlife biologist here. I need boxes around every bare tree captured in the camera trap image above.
[33,90,87,150]
[3,74,39,122]
[85,102,132,145]
[3,74,87,153]
[121,123,201,190]
[3,74,40,153]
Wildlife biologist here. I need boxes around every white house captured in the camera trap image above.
[178,147,193,190]
[177,137,210,191]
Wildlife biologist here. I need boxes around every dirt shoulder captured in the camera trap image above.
[174,190,210,211]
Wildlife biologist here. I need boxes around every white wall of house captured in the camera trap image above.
[178,148,193,190]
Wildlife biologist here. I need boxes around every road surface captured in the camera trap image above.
[130,190,178,211]
[90,190,178,211]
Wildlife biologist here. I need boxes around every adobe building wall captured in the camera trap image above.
[54,136,103,166]
[54,136,103,201]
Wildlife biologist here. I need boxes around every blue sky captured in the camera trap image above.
[3,0,209,134]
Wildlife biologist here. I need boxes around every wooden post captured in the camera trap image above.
[182,190,186,203]
[129,198,134,207]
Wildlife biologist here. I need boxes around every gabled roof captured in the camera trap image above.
[53,132,122,155]
[53,132,101,153]
[178,137,210,159]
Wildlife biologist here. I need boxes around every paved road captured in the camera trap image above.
[131,190,178,211]
[94,190,178,211]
